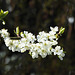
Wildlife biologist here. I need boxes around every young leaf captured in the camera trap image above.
[16,26,19,35]
[0,10,8,20]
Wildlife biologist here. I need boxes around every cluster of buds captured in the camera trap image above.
[0,26,65,60]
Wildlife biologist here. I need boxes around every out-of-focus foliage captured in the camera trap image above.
[0,9,8,25]
[0,9,8,20]
[0,0,75,75]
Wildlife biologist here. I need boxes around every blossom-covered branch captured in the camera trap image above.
[0,26,65,60]
[0,9,65,60]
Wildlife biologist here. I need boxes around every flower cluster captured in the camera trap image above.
[0,26,65,60]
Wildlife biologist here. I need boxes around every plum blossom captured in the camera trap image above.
[0,26,65,60]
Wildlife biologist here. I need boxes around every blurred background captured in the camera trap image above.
[0,0,75,75]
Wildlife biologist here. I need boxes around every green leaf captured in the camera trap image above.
[1,9,3,13]
[29,51,32,56]
[59,27,65,35]
[14,30,16,34]
[0,10,8,20]
[16,26,19,35]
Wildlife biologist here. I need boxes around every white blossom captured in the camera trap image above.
[32,51,38,59]
[50,26,58,33]
[51,46,63,55]
[0,29,9,38]
[58,52,65,60]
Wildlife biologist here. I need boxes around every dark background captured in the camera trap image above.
[0,0,75,75]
